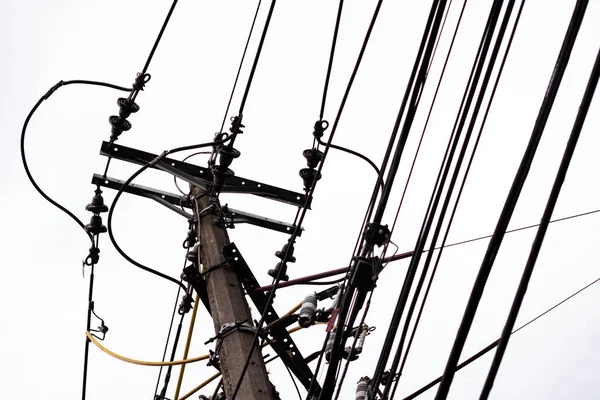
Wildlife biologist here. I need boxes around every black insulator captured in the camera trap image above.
[267,262,289,282]
[299,168,322,191]
[217,146,241,168]
[109,115,132,141]
[312,119,329,139]
[86,187,108,214]
[303,148,324,169]
[117,97,140,119]
[275,241,296,263]
[211,165,234,189]
[85,215,107,235]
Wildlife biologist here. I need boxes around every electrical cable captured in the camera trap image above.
[382,2,521,398]
[153,283,184,399]
[237,0,276,117]
[21,80,129,244]
[219,0,263,133]
[285,359,303,400]
[156,308,186,399]
[106,136,231,290]
[86,331,209,366]
[319,0,344,121]
[435,2,589,397]
[390,6,525,398]
[231,0,386,397]
[480,43,600,400]
[174,294,201,400]
[403,274,600,400]
[81,235,100,400]
[174,151,211,195]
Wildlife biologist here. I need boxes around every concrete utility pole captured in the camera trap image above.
[192,186,274,400]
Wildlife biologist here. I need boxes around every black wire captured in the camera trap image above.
[21,80,130,245]
[153,283,184,399]
[316,137,381,177]
[157,310,186,399]
[319,0,344,120]
[480,42,600,400]
[219,0,263,133]
[391,4,525,395]
[81,236,99,400]
[435,2,588,397]
[383,2,519,397]
[284,360,303,400]
[106,137,231,290]
[402,274,600,400]
[237,0,276,116]
[292,278,346,287]
[231,0,385,397]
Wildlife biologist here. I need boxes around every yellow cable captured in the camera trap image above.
[174,294,201,400]
[85,331,210,366]
[264,301,302,331]
[179,371,221,400]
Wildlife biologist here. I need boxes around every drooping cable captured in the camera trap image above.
[480,43,600,400]
[402,274,600,400]
[219,0,263,133]
[153,284,184,399]
[382,2,522,397]
[21,80,129,244]
[230,1,386,397]
[106,137,231,290]
[435,2,589,397]
[391,4,525,396]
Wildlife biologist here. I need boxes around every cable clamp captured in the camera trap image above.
[132,72,151,91]
[205,320,257,346]
[363,222,390,247]
[89,301,109,341]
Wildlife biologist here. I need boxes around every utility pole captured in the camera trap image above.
[192,186,274,400]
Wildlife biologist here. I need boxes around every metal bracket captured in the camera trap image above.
[222,242,319,392]
[99,141,311,208]
[92,174,302,236]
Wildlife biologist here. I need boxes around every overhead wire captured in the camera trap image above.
[382,2,523,397]
[368,0,504,393]
[435,1,590,397]
[231,0,386,397]
[153,283,184,399]
[402,274,600,400]
[480,42,600,400]
[173,294,201,400]
[390,4,525,397]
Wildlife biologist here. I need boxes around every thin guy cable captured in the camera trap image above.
[21,80,129,244]
[382,0,465,261]
[219,0,263,133]
[390,3,525,398]
[154,284,184,399]
[480,44,600,400]
[319,0,344,121]
[231,1,386,397]
[402,274,600,400]
[435,1,589,397]
[106,137,231,290]
[391,3,525,396]
[383,2,519,397]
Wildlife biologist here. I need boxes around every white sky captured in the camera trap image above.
[2,0,599,399]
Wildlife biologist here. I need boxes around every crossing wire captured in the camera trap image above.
[435,1,589,397]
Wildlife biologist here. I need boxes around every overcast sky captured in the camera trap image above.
[2,0,599,399]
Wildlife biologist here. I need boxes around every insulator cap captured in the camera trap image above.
[298,293,317,328]
[299,168,322,191]
[85,215,107,235]
[217,146,241,168]
[211,165,234,189]
[303,149,324,169]
[85,187,108,214]
[117,97,140,119]
[355,377,370,400]
[109,115,132,141]
[267,261,289,282]
[186,244,199,264]
[275,241,296,263]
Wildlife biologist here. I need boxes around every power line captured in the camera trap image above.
[435,1,589,397]
[402,274,600,400]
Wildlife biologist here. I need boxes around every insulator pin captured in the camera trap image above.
[298,293,317,328]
